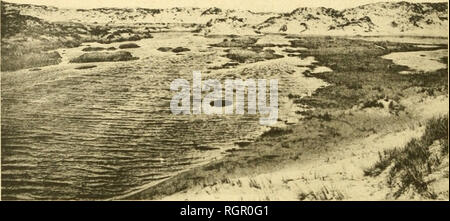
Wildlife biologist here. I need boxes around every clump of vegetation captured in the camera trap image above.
[82,47,106,52]
[248,178,262,189]
[95,28,152,44]
[297,186,345,200]
[157,47,173,52]
[316,112,332,121]
[81,46,115,52]
[156,47,190,53]
[365,115,449,199]
[361,99,384,109]
[118,43,140,49]
[70,51,138,63]
[172,47,190,53]
[283,48,306,53]
[210,37,258,47]
[74,65,97,70]
[260,127,293,138]
[225,48,283,63]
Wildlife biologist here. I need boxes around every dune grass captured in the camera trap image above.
[297,186,345,201]
[365,115,448,199]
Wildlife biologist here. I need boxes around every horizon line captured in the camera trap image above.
[1,0,448,13]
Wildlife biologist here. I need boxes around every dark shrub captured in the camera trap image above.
[82,47,106,52]
[75,65,97,70]
[118,43,140,49]
[70,51,137,63]
[157,47,173,52]
[172,47,190,53]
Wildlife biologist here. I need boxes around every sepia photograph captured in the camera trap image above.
[0,0,448,205]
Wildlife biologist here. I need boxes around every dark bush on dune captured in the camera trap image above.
[70,51,138,63]
[261,127,293,138]
[82,47,106,52]
[157,47,173,52]
[118,43,140,49]
[172,47,190,53]
[96,30,153,44]
[224,49,283,63]
[75,65,97,70]
[210,37,258,47]
[82,46,116,51]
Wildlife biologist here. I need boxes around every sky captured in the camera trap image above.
[3,0,448,12]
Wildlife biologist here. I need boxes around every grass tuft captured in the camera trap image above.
[364,115,449,198]
[298,186,345,200]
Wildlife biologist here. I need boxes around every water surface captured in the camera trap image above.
[1,32,326,200]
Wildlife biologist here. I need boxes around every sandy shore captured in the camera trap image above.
[160,94,448,201]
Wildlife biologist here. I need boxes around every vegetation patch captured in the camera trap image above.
[75,65,97,70]
[365,115,449,199]
[157,47,173,52]
[210,37,258,47]
[81,46,115,52]
[224,48,283,63]
[1,51,62,71]
[82,47,106,52]
[291,37,448,110]
[70,51,138,63]
[118,43,140,49]
[172,47,191,53]
[297,186,345,201]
